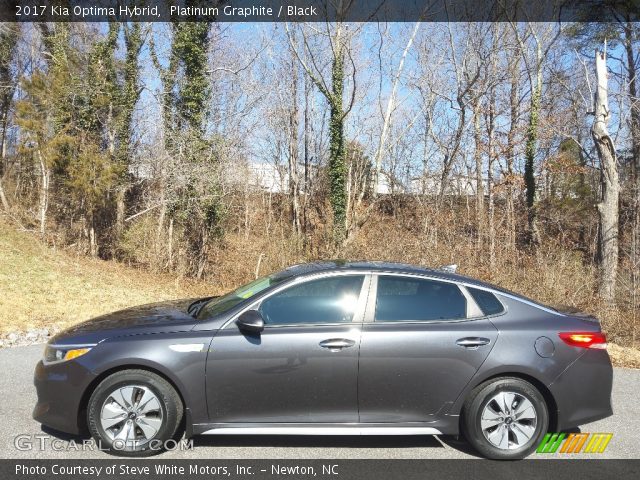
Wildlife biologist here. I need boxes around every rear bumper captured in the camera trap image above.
[548,349,613,431]
[33,359,96,435]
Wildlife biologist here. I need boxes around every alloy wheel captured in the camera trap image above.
[99,385,163,448]
[480,391,538,450]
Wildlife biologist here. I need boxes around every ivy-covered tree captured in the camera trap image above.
[286,16,355,246]
[151,11,222,277]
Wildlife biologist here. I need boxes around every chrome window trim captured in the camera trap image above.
[222,271,371,330]
[221,268,564,330]
[364,271,563,317]
[463,284,507,318]
[459,282,564,317]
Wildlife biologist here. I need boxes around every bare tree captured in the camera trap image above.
[0,24,20,211]
[592,47,619,305]
[286,4,358,245]
[287,31,302,235]
[511,23,560,246]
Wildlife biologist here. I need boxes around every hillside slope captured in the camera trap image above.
[1,220,639,368]
[0,221,212,334]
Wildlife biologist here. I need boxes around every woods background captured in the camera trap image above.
[0,16,639,351]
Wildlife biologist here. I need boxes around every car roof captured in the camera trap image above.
[268,261,558,314]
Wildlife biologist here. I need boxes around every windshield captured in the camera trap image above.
[196,273,289,320]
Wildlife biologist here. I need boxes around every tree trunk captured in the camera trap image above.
[88,213,98,258]
[593,49,620,305]
[0,24,18,212]
[167,217,174,268]
[0,105,10,211]
[373,21,421,196]
[624,21,640,189]
[302,68,312,239]
[487,96,496,271]
[37,151,50,236]
[0,180,8,211]
[288,45,302,235]
[438,98,465,203]
[524,64,542,247]
[623,20,640,319]
[328,28,347,245]
[115,185,126,238]
[472,97,484,248]
[506,51,520,250]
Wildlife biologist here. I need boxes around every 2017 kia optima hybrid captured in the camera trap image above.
[33,261,613,459]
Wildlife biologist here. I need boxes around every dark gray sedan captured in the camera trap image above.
[33,261,613,459]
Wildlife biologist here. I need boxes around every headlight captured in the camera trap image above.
[43,345,93,364]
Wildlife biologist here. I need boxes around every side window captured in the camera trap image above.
[374,276,467,322]
[259,275,365,325]
[466,287,505,316]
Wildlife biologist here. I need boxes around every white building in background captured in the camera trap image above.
[248,163,289,193]
[377,171,488,197]
[225,162,489,197]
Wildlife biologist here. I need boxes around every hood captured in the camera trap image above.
[50,298,203,346]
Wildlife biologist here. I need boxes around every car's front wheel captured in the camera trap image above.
[462,377,548,460]
[87,369,183,457]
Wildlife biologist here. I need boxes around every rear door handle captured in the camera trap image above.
[456,337,491,348]
[319,338,356,351]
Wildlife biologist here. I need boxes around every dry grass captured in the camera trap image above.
[607,343,640,369]
[3,200,640,368]
[0,220,214,334]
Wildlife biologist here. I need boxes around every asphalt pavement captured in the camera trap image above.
[0,344,637,459]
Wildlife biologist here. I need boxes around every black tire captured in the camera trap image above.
[461,377,548,460]
[87,369,183,457]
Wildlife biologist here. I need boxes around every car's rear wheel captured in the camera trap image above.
[87,370,183,457]
[462,377,548,460]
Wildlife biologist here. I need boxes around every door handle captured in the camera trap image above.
[319,338,356,351]
[456,337,491,348]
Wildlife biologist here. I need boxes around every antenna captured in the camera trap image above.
[439,264,458,274]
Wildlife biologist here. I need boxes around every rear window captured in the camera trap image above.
[467,287,505,316]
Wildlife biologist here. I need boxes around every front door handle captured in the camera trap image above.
[456,337,491,348]
[319,338,356,351]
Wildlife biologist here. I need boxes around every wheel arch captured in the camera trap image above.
[77,364,187,434]
[458,371,558,433]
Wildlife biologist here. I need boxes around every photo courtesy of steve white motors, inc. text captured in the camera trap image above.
[14,463,338,476]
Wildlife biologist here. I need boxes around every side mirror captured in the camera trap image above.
[236,310,264,333]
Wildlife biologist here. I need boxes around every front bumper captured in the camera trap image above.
[548,348,614,431]
[33,359,96,435]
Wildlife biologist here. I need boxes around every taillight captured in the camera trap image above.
[558,332,607,349]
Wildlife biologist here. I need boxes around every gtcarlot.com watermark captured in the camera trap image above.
[14,434,193,452]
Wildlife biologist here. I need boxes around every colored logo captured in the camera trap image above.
[536,432,613,454]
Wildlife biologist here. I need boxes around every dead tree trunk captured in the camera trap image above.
[592,49,619,305]
[487,81,497,270]
[623,19,640,325]
[505,50,520,250]
[37,151,50,236]
[472,96,484,248]
[0,106,11,211]
[288,43,302,235]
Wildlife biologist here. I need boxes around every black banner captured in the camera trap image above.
[0,0,639,23]
[3,460,640,480]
